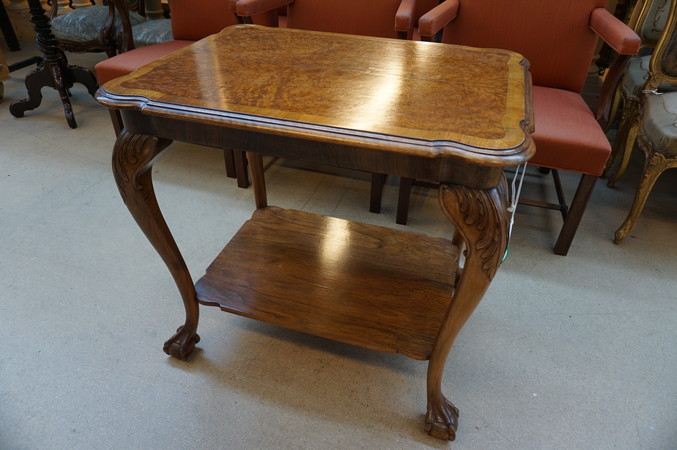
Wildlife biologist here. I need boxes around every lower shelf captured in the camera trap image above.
[195,206,459,360]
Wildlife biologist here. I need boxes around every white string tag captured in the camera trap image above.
[503,162,528,262]
[642,88,663,95]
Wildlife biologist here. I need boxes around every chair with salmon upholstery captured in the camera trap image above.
[398,0,641,255]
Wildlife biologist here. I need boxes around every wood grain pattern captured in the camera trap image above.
[99,26,536,441]
[195,206,458,360]
[97,25,534,167]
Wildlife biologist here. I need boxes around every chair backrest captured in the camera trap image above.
[631,0,671,48]
[647,0,677,86]
[439,0,608,92]
[171,0,276,41]
[285,0,435,38]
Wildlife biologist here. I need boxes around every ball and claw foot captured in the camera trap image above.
[425,396,459,440]
[163,325,200,360]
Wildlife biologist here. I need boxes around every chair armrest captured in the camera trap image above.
[395,0,417,32]
[234,0,293,17]
[590,7,641,55]
[418,0,459,39]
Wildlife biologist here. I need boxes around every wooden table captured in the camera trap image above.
[96,25,534,441]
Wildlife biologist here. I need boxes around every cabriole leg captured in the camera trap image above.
[614,151,672,244]
[425,181,509,440]
[112,130,200,360]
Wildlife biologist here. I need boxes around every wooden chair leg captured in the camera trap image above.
[396,177,414,225]
[595,55,629,133]
[369,173,386,213]
[246,152,268,209]
[605,98,639,182]
[553,174,598,256]
[604,87,623,133]
[232,150,250,188]
[223,149,236,179]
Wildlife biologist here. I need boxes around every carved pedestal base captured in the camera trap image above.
[8,0,97,128]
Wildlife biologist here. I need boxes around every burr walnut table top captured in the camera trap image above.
[97,25,534,171]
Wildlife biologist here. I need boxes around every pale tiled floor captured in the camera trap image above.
[1,41,675,450]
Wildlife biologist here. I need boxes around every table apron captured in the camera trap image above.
[121,110,505,190]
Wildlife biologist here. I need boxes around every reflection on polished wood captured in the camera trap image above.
[102,25,533,169]
[97,25,534,441]
[196,206,459,360]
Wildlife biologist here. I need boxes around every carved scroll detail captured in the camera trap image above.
[439,180,509,279]
[112,131,171,202]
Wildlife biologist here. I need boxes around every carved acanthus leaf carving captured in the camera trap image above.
[439,181,508,279]
[112,131,171,202]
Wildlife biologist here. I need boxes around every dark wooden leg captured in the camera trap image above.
[396,177,414,225]
[246,152,267,209]
[233,150,250,188]
[8,0,98,128]
[108,109,124,137]
[112,130,200,360]
[425,180,509,440]
[606,102,640,187]
[553,174,597,256]
[369,173,386,213]
[595,54,629,132]
[223,148,236,179]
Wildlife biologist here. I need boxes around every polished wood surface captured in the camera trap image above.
[98,25,534,168]
[196,206,458,360]
[99,25,535,441]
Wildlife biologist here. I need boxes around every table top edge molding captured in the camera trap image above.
[97,88,535,168]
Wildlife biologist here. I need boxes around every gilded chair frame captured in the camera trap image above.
[602,0,676,185]
[614,1,677,242]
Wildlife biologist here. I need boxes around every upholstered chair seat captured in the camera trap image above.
[96,40,189,84]
[614,91,677,242]
[641,92,677,156]
[621,55,677,98]
[622,55,652,97]
[530,86,612,176]
[51,6,145,42]
[130,17,173,47]
[50,4,146,56]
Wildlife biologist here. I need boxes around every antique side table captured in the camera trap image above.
[96,25,534,440]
